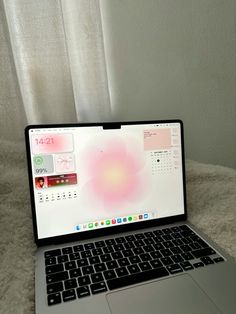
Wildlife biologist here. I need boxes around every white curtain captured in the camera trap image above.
[0,0,111,140]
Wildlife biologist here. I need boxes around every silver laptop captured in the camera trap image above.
[25,120,236,314]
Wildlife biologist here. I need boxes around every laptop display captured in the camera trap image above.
[26,121,185,240]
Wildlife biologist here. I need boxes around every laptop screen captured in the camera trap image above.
[26,121,185,240]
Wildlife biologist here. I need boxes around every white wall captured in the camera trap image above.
[100,0,236,169]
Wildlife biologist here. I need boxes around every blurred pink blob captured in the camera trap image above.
[87,137,144,206]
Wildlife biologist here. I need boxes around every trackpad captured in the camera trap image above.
[106,274,221,314]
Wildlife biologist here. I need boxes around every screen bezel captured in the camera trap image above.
[25,119,187,247]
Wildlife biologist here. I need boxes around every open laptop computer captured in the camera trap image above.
[25,120,236,314]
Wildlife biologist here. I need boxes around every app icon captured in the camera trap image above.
[88,223,93,228]
[76,225,80,231]
[95,222,99,227]
[112,219,116,225]
[117,218,122,223]
[133,216,138,221]
[101,221,105,226]
[144,213,148,219]
[83,224,87,229]
[106,220,110,225]
[139,214,143,220]
[128,216,132,222]
[123,217,127,222]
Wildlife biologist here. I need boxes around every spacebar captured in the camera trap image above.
[107,267,169,290]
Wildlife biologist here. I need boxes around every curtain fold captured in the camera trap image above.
[1,0,111,138]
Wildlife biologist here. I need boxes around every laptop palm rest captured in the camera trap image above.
[106,274,222,314]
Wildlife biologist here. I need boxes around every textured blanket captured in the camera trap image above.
[0,140,235,314]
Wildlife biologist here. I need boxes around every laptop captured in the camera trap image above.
[25,120,236,314]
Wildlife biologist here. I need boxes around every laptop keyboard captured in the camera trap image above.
[44,225,224,306]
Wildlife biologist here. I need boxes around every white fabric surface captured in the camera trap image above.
[0,139,235,313]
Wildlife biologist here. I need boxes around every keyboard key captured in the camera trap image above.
[45,249,61,258]
[213,257,224,263]
[106,260,118,270]
[89,256,100,265]
[105,239,116,246]
[143,245,154,253]
[181,252,194,261]
[77,258,88,267]
[65,261,76,270]
[133,247,144,255]
[125,235,135,242]
[124,242,135,249]
[91,272,104,283]
[111,251,123,259]
[190,242,201,250]
[95,240,105,248]
[90,282,107,295]
[153,230,164,236]
[118,258,130,267]
[150,251,162,259]
[153,236,164,243]
[170,226,181,233]
[144,231,154,238]
[150,259,163,269]
[84,243,95,250]
[153,243,164,250]
[82,265,94,275]
[64,279,77,290]
[162,228,172,234]
[78,275,91,286]
[113,244,125,251]
[47,282,63,294]
[62,289,76,302]
[170,246,182,255]
[129,255,141,264]
[94,263,107,272]
[45,257,57,266]
[123,249,134,257]
[103,246,114,254]
[101,254,112,263]
[162,234,173,241]
[128,264,140,274]
[69,253,80,260]
[167,264,183,274]
[81,251,92,258]
[160,249,172,257]
[200,256,214,265]
[48,292,61,306]
[140,253,151,262]
[172,254,184,263]
[46,263,64,275]
[107,267,169,290]
[58,255,68,263]
[62,247,73,254]
[69,268,82,278]
[116,267,129,277]
[163,241,174,248]
[135,233,145,240]
[104,269,117,280]
[115,236,126,243]
[73,244,84,252]
[143,238,155,245]
[193,262,204,268]
[172,239,184,246]
[134,240,145,247]
[192,248,216,259]
[161,257,173,266]
[77,286,90,298]
[139,261,152,271]
[180,245,192,252]
[92,248,103,256]
[180,261,194,271]
[46,271,68,284]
